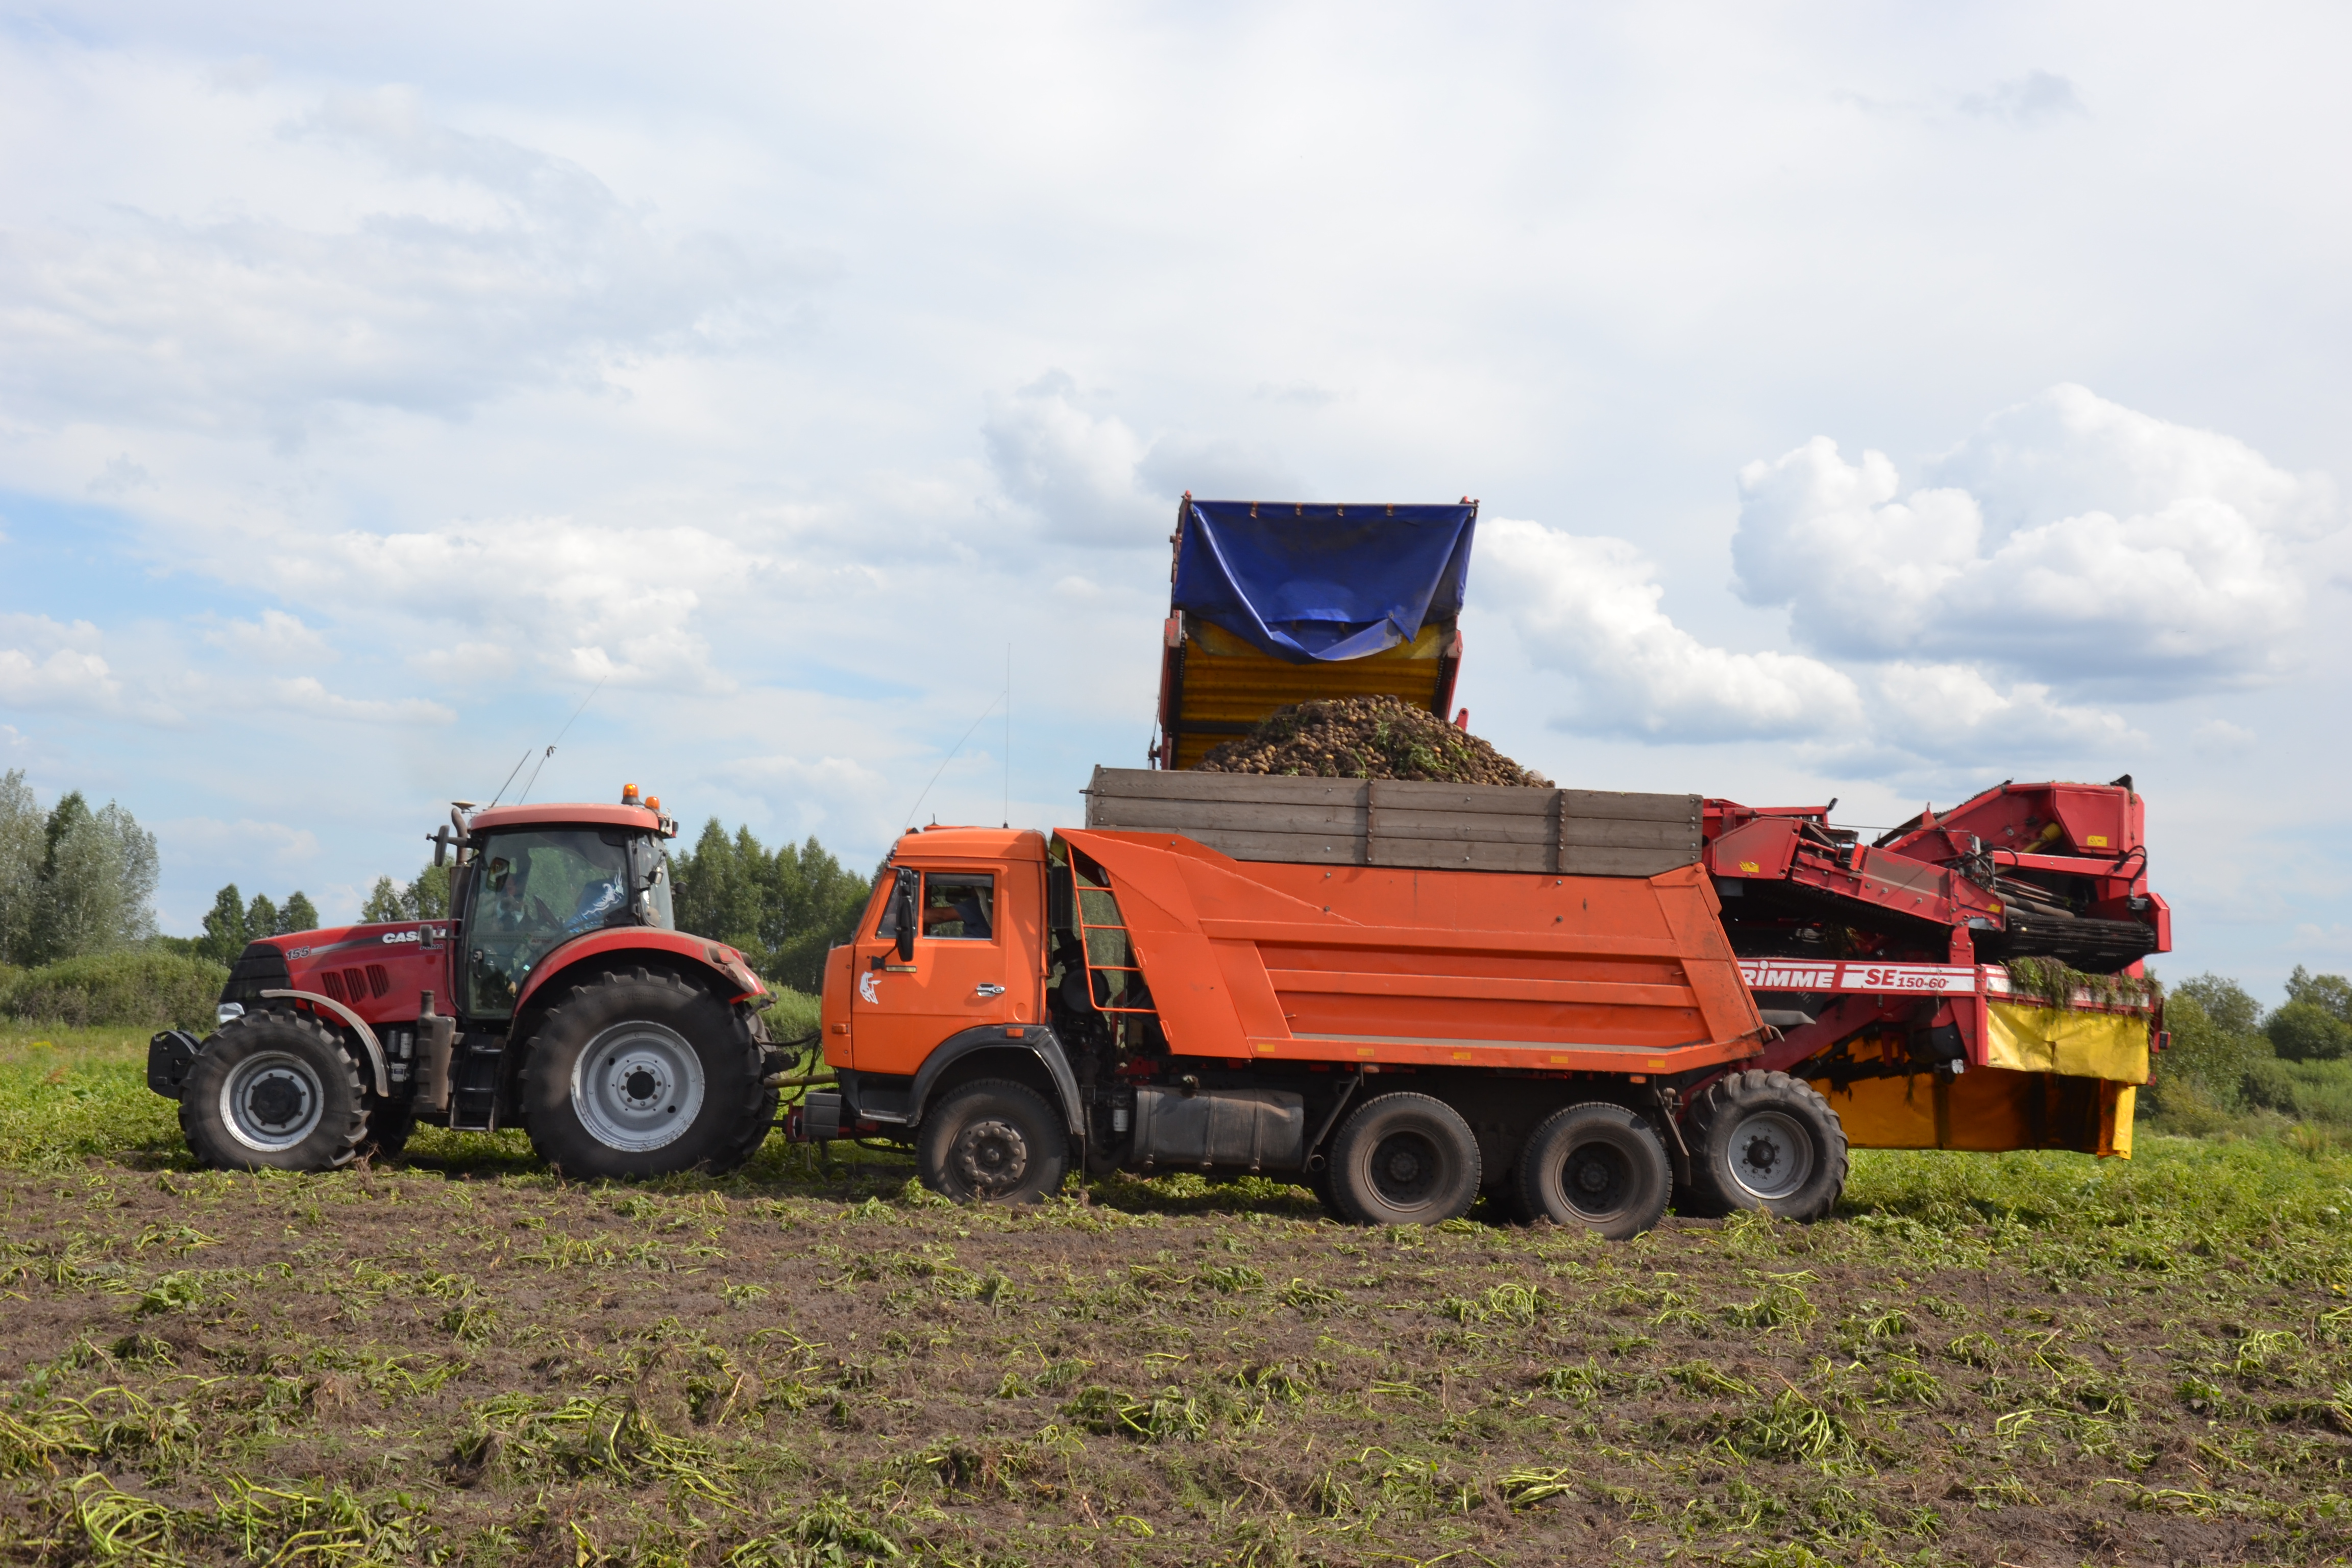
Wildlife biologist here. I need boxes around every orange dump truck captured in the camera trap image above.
[803,776,1815,1237]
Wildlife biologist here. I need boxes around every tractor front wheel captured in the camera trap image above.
[520,968,767,1180]
[179,1010,369,1172]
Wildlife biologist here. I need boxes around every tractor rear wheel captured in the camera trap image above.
[1326,1092,1482,1226]
[179,1010,369,1172]
[1515,1102,1671,1239]
[1678,1069,1848,1221]
[520,968,767,1180]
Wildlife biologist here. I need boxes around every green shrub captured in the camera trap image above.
[2268,999,2352,1062]
[2148,988,2270,1113]
[0,950,228,1032]
[2242,1056,2352,1126]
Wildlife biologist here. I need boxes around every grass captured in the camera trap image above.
[6,1031,2352,1564]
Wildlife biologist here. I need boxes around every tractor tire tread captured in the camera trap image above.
[1678,1068,1849,1222]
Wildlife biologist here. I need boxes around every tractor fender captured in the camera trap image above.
[511,927,768,1019]
[902,1024,1084,1138]
[258,988,390,1097]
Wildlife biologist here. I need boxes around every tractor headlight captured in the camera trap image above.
[216,1002,245,1025]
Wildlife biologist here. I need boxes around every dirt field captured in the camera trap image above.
[5,1030,2352,1565]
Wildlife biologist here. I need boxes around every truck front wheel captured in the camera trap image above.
[520,968,766,1180]
[918,1080,1070,1202]
[1516,1102,1671,1239]
[1327,1092,1482,1226]
[179,1011,369,1172]
[1678,1069,1849,1221]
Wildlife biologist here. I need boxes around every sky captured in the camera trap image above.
[2,2,2348,997]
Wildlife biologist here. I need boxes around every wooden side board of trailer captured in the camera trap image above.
[1086,768,1703,878]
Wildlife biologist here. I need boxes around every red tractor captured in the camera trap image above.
[146,789,787,1179]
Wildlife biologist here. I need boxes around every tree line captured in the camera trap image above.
[2152,964,2352,1121]
[1,769,158,966]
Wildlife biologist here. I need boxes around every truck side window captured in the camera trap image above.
[921,874,994,940]
[873,869,915,939]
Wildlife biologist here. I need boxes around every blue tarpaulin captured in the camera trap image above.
[1171,501,1477,664]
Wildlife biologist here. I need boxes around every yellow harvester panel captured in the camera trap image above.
[1168,620,1454,769]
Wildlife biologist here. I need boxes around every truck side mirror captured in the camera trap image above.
[893,878,918,963]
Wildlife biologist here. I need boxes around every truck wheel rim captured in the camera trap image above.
[1558,1138,1632,1218]
[1725,1110,1812,1201]
[1367,1130,1443,1210]
[573,1022,705,1154]
[950,1117,1031,1194]
[222,1050,325,1153]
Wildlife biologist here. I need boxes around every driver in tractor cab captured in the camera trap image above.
[485,855,555,935]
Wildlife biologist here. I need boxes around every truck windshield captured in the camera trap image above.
[463,828,673,1016]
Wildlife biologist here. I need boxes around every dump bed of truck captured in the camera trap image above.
[1060,826,1765,1075]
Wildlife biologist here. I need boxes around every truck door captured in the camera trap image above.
[849,865,1021,1076]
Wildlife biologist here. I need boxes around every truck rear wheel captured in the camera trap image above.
[179,1010,369,1172]
[520,968,767,1180]
[1679,1069,1848,1221]
[1327,1092,1481,1226]
[1515,1102,1670,1239]
[917,1080,1070,1203]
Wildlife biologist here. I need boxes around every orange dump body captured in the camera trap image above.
[1062,828,1766,1074]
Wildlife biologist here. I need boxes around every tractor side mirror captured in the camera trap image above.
[892,877,918,963]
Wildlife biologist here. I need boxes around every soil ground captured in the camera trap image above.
[5,1028,2352,1566]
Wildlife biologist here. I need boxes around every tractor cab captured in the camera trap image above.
[454,793,680,1019]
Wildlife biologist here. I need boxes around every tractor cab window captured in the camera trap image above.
[464,828,673,1016]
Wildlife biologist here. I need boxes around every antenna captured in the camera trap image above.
[484,746,534,811]
[516,677,606,805]
[1003,643,1012,830]
[900,692,1005,831]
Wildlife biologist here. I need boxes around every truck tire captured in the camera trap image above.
[1678,1069,1848,1222]
[1327,1092,1482,1226]
[519,968,767,1180]
[1515,1102,1671,1240]
[917,1079,1070,1203]
[179,1010,369,1172]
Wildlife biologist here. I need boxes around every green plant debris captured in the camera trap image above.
[4,1028,2352,1562]
[2004,954,2163,1011]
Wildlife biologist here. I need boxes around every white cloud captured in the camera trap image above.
[206,609,333,666]
[160,816,322,868]
[1733,386,2335,696]
[268,676,452,725]
[0,614,121,709]
[1477,519,2139,767]
[982,371,1300,546]
[1959,71,2087,126]
[1479,517,1865,741]
[2192,717,2258,756]
[0,84,808,443]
